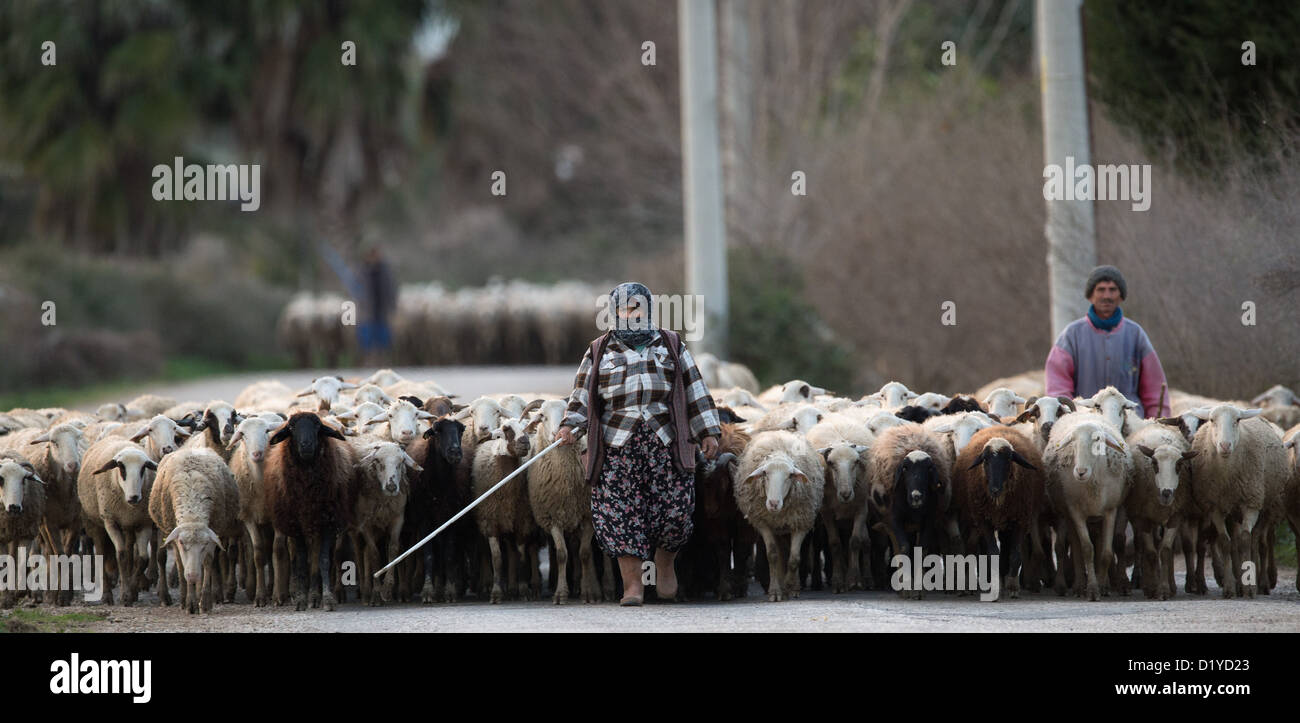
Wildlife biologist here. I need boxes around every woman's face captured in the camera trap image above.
[616,299,648,328]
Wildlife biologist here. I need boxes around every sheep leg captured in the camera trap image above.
[1002,524,1022,599]
[330,535,347,604]
[820,510,846,593]
[601,553,617,601]
[1052,518,1070,597]
[440,533,460,603]
[487,536,505,604]
[1236,508,1260,598]
[1097,510,1118,598]
[272,531,290,606]
[849,509,869,591]
[786,529,808,599]
[1068,511,1099,601]
[505,537,521,600]
[104,521,134,607]
[754,526,783,602]
[246,523,268,607]
[1207,510,1235,598]
[360,530,380,606]
[1134,523,1159,599]
[383,518,403,604]
[1291,519,1300,594]
[1262,522,1276,593]
[578,519,600,604]
[291,534,309,611]
[1157,522,1178,601]
[318,531,338,611]
[85,525,114,606]
[1180,522,1204,595]
[241,527,256,599]
[527,540,541,600]
[549,525,569,605]
[201,550,216,614]
[1036,518,1056,589]
[155,539,172,607]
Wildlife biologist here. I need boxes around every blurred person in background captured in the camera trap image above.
[554,282,721,606]
[358,244,397,367]
[1044,265,1171,417]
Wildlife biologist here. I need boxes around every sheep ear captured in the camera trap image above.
[490,427,504,439]
[28,472,45,485]
[1124,399,1139,409]
[129,426,149,442]
[269,427,292,445]
[174,427,191,438]
[798,384,810,398]
[1180,450,1200,460]
[817,446,832,461]
[1012,395,1027,404]
[371,412,390,423]
[30,432,50,443]
[1103,438,1126,454]
[930,422,954,434]
[744,463,769,483]
[790,467,809,484]
[1010,451,1037,470]
[163,527,182,548]
[1156,417,1181,427]
[1024,395,1039,409]
[966,450,986,470]
[1076,398,1095,408]
[1250,391,1269,405]
[523,418,541,434]
[1189,407,1211,421]
[452,407,473,420]
[522,399,545,415]
[403,453,423,472]
[1238,408,1262,420]
[1013,408,1037,423]
[144,460,158,471]
[904,391,919,400]
[1055,397,1076,412]
[416,411,436,420]
[1136,444,1155,458]
[94,459,121,475]
[296,388,315,398]
[851,444,869,456]
[227,431,245,450]
[320,426,346,442]
[1283,439,1295,450]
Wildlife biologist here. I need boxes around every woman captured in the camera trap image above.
[554,282,721,605]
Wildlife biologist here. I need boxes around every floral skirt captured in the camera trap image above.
[591,421,695,559]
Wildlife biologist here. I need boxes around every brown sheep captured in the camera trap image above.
[953,426,1046,600]
[683,422,752,600]
[264,412,358,611]
[1124,424,1197,601]
[470,418,534,603]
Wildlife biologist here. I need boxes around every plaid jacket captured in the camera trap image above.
[563,330,722,448]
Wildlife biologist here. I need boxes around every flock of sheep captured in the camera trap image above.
[1,362,1297,614]
[278,280,609,367]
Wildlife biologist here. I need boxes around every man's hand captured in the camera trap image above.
[700,436,719,459]
[554,425,577,446]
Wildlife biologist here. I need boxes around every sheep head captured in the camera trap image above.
[966,437,1036,500]
[423,418,466,467]
[817,442,868,504]
[29,423,85,475]
[1134,444,1197,507]
[269,412,346,463]
[1191,405,1263,457]
[93,446,156,505]
[0,457,41,514]
[894,450,941,511]
[163,523,224,584]
[743,454,809,513]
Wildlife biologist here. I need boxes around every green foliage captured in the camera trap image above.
[726,246,856,394]
[1086,0,1300,172]
[1277,522,1297,569]
[1,608,106,634]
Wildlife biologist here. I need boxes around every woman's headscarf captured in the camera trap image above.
[609,281,657,347]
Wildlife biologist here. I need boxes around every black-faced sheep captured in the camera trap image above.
[953,426,1046,600]
[867,424,953,599]
[264,412,358,611]
[402,417,466,603]
[148,448,241,613]
[733,430,825,602]
[681,422,752,600]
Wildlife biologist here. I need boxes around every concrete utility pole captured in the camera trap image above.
[1037,0,1096,339]
[679,0,729,357]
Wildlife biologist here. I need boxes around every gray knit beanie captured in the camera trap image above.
[1085,265,1127,300]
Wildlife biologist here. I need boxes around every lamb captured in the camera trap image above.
[0,453,46,609]
[295,376,358,412]
[1077,385,1141,436]
[1009,395,1078,452]
[870,381,918,409]
[402,417,467,603]
[77,438,158,605]
[124,415,192,461]
[1042,412,1131,600]
[982,388,1027,418]
[470,417,536,603]
[180,401,241,463]
[733,430,825,601]
[806,415,872,592]
[363,399,437,446]
[757,380,830,406]
[953,426,1046,600]
[226,416,279,606]
[264,412,358,610]
[1124,424,1197,600]
[1186,405,1289,598]
[750,403,824,435]
[523,400,599,604]
[148,448,241,613]
[350,440,422,605]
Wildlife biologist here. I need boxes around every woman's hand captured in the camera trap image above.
[700,436,719,459]
[555,425,577,446]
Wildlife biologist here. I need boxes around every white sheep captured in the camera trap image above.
[149,448,241,613]
[1125,424,1197,600]
[77,438,159,605]
[757,379,830,406]
[0,453,45,609]
[805,415,873,592]
[733,430,825,601]
[1008,395,1077,452]
[6,423,86,605]
[870,381,918,409]
[351,440,422,605]
[911,392,952,414]
[982,388,1027,419]
[1042,412,1132,601]
[1187,405,1289,598]
[226,416,279,606]
[750,403,824,435]
[295,376,358,412]
[1077,385,1141,436]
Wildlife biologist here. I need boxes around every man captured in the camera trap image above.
[1045,265,1171,417]
[554,282,721,606]
[358,245,397,367]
